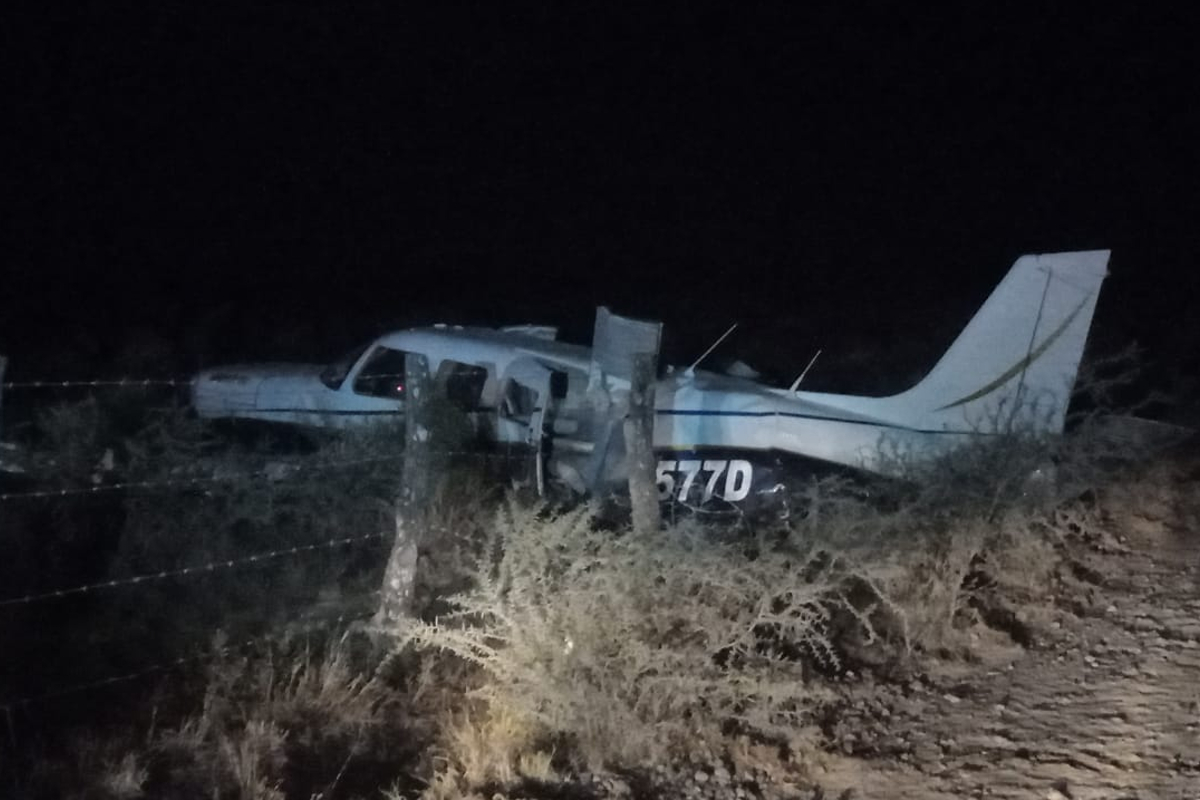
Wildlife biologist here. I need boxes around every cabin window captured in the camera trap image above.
[320,342,370,390]
[352,346,409,399]
[437,360,489,410]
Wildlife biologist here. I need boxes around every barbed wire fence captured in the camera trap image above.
[2,377,196,390]
[0,371,412,391]
[0,453,415,502]
[0,363,540,732]
[0,530,391,608]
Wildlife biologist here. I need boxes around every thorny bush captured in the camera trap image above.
[402,497,877,777]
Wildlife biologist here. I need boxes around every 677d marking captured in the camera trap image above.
[656,458,753,503]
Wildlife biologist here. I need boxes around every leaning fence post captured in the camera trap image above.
[624,352,661,533]
[375,352,432,629]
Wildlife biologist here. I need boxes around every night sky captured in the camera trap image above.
[4,4,1198,393]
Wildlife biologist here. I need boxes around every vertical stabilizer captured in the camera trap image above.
[858,251,1110,434]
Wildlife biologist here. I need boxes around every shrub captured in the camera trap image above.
[399,499,859,776]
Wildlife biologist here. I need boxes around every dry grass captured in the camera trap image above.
[217,719,287,800]
[400,499,854,779]
[52,632,412,800]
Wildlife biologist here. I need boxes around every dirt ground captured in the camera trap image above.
[810,480,1200,800]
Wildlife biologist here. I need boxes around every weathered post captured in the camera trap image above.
[375,352,432,628]
[623,352,661,533]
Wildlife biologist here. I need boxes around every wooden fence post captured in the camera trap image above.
[624,352,661,534]
[375,352,432,629]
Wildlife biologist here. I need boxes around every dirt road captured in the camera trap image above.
[815,484,1200,799]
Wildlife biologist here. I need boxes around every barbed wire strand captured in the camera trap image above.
[0,448,533,502]
[2,377,196,390]
[0,607,377,713]
[1,371,413,391]
[0,530,390,608]
[0,456,404,501]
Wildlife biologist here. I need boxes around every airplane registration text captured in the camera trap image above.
[655,459,753,503]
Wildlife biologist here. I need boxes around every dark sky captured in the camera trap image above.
[3,4,1198,388]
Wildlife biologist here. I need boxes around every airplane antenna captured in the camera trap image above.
[687,323,738,374]
[788,349,823,393]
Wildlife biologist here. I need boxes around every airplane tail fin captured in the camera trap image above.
[881,250,1110,434]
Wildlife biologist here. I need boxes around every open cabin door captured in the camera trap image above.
[496,357,568,494]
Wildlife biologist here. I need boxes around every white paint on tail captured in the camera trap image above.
[797,250,1111,435]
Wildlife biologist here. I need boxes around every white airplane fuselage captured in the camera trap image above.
[192,251,1111,505]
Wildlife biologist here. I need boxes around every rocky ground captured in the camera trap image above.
[813,534,1200,800]
[774,478,1197,799]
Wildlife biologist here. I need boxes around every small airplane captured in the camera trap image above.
[191,250,1111,508]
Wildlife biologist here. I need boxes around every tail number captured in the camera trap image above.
[655,459,752,503]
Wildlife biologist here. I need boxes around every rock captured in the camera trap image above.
[912,743,942,762]
[694,770,709,785]
[606,778,631,797]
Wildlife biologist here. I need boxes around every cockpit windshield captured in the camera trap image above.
[319,342,369,390]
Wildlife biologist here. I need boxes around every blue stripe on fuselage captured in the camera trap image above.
[249,408,403,416]
[654,408,985,436]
